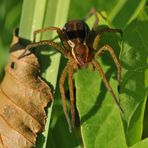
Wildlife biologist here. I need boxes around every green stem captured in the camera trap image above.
[19,0,70,147]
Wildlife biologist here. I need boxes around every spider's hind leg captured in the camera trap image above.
[33,26,70,50]
[68,65,75,127]
[92,59,123,112]
[84,8,99,31]
[95,44,121,92]
[84,8,107,31]
[59,64,72,132]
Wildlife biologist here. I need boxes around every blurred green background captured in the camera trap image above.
[0,0,148,148]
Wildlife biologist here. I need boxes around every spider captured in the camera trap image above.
[19,8,123,132]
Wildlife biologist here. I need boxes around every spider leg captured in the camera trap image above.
[33,26,70,50]
[84,8,99,31]
[59,63,72,132]
[92,60,124,112]
[99,28,122,37]
[95,44,121,91]
[92,28,122,50]
[18,40,68,59]
[68,64,75,128]
[84,8,106,31]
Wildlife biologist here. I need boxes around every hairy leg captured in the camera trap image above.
[99,28,122,36]
[84,8,99,31]
[18,40,68,59]
[92,28,122,50]
[33,26,70,50]
[59,64,72,132]
[95,44,121,90]
[68,64,75,127]
[92,60,123,112]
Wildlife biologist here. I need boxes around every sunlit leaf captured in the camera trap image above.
[130,138,148,148]
[119,8,148,146]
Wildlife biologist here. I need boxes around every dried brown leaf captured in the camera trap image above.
[0,30,53,148]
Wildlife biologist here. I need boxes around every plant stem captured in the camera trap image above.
[19,0,70,147]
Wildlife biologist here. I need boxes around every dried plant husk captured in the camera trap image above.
[0,30,53,148]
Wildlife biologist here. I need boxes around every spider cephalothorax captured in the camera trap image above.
[19,8,123,132]
[63,20,90,43]
[63,20,92,67]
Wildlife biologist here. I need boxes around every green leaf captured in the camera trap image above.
[75,4,148,148]
[19,0,47,40]
[119,7,148,146]
[110,0,147,28]
[68,0,147,29]
[47,99,80,148]
[0,43,8,81]
[130,138,148,148]
[75,69,127,148]
[1,0,23,45]
[0,0,22,80]
[75,14,127,148]
[68,0,120,19]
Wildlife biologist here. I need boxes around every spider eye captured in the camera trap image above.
[77,54,84,58]
[77,23,83,30]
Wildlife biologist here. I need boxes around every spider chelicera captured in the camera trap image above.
[19,8,123,132]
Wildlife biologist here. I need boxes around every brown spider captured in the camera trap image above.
[19,8,123,132]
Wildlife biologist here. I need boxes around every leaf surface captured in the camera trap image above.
[130,138,148,148]
[75,69,127,148]
[119,7,148,146]
[75,6,148,148]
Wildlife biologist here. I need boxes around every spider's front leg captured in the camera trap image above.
[91,59,124,112]
[59,64,72,132]
[18,40,68,59]
[95,44,121,91]
[33,26,70,50]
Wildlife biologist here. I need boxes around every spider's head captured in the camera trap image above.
[63,20,90,43]
[68,40,89,67]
